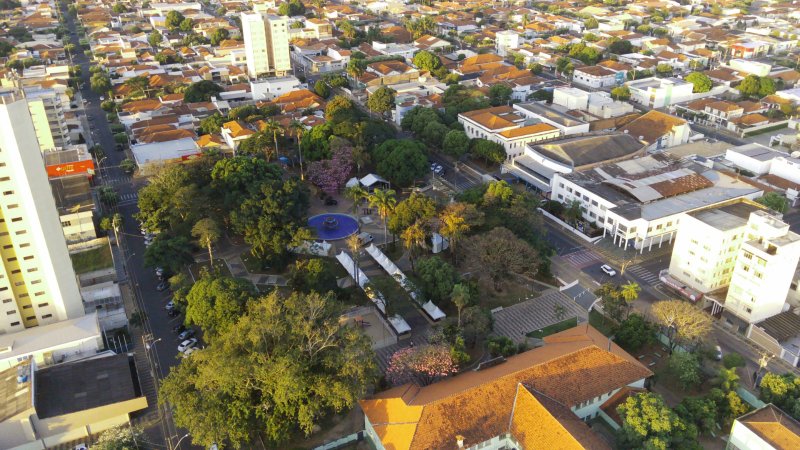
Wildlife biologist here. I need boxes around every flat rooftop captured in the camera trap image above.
[689,201,762,231]
[514,102,588,128]
[35,353,138,419]
[664,140,730,159]
[0,361,32,422]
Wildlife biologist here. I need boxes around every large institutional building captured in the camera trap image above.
[241,12,291,79]
[0,93,84,334]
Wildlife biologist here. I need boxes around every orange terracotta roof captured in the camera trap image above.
[196,134,224,147]
[498,123,558,139]
[361,325,651,450]
[738,404,800,449]
[618,110,686,145]
[222,120,254,138]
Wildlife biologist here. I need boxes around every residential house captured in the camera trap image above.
[572,65,619,89]
[727,404,800,450]
[626,77,694,109]
[618,110,691,151]
[220,120,255,150]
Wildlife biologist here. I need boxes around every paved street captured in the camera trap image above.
[62,8,187,449]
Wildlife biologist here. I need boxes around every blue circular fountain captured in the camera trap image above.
[307,213,359,240]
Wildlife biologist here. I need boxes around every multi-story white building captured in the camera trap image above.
[626,77,694,109]
[24,89,70,150]
[726,211,800,324]
[551,153,764,252]
[495,30,519,57]
[241,12,291,79]
[0,93,84,334]
[668,201,800,326]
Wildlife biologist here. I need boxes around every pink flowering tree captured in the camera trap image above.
[386,344,459,386]
[307,138,354,195]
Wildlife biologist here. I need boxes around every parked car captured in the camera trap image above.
[324,196,338,206]
[178,329,195,341]
[600,264,617,277]
[177,338,197,352]
[434,164,445,176]
[165,301,175,310]
[172,324,186,334]
[167,309,179,318]
[430,162,437,171]
[714,345,723,361]
[357,232,374,245]
[181,347,198,357]
[155,267,165,277]
[156,281,168,292]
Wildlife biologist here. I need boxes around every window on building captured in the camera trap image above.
[6,310,16,315]
[10,321,19,326]
[41,314,52,319]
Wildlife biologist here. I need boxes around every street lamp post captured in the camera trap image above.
[174,433,190,449]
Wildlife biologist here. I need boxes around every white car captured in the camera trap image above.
[178,338,198,353]
[182,347,198,357]
[601,264,617,277]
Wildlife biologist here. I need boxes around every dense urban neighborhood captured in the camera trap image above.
[4,0,800,449]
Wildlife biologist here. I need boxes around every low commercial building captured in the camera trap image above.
[513,102,591,135]
[0,354,148,450]
[551,153,764,252]
[360,325,651,450]
[552,87,634,119]
[572,65,619,89]
[504,133,644,192]
[725,144,800,204]
[130,137,201,174]
[626,77,694,109]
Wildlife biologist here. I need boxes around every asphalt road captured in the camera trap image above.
[62,9,192,449]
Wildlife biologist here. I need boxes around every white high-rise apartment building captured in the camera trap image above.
[725,210,800,324]
[0,93,84,334]
[242,12,291,79]
[668,201,800,325]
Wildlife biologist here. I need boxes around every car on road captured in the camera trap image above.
[601,264,617,277]
[155,267,165,277]
[178,329,195,341]
[156,281,168,292]
[713,345,723,361]
[165,300,175,310]
[357,232,373,245]
[434,165,445,176]
[178,338,197,353]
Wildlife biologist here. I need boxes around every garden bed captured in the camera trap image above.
[526,317,578,339]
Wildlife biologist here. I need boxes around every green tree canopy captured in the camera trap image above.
[143,235,194,273]
[160,290,378,448]
[685,72,712,93]
[165,10,186,30]
[442,130,470,157]
[184,275,257,339]
[412,50,442,73]
[668,352,702,390]
[464,227,540,291]
[211,156,282,210]
[617,392,699,449]
[610,85,630,100]
[313,79,330,98]
[288,258,338,294]
[231,177,310,266]
[148,30,163,48]
[613,313,655,352]
[756,192,789,213]
[210,27,230,46]
[584,17,599,29]
[470,138,505,164]
[737,74,777,98]
[416,256,460,303]
[388,192,437,235]
[278,0,305,16]
[183,80,223,103]
[367,86,396,116]
[373,139,428,186]
[325,94,358,122]
[488,84,513,106]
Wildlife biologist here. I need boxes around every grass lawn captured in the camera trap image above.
[589,310,616,337]
[188,259,231,281]
[70,245,114,274]
[526,317,578,339]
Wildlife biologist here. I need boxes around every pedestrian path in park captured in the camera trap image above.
[562,248,602,269]
[626,265,662,287]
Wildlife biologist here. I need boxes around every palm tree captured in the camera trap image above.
[368,189,397,245]
[345,185,368,214]
[620,281,640,318]
[439,204,470,264]
[450,283,471,328]
[262,119,282,159]
[289,119,305,179]
[401,221,426,272]
[192,218,221,267]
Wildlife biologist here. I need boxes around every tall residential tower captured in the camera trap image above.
[0,92,84,334]
[241,12,291,79]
